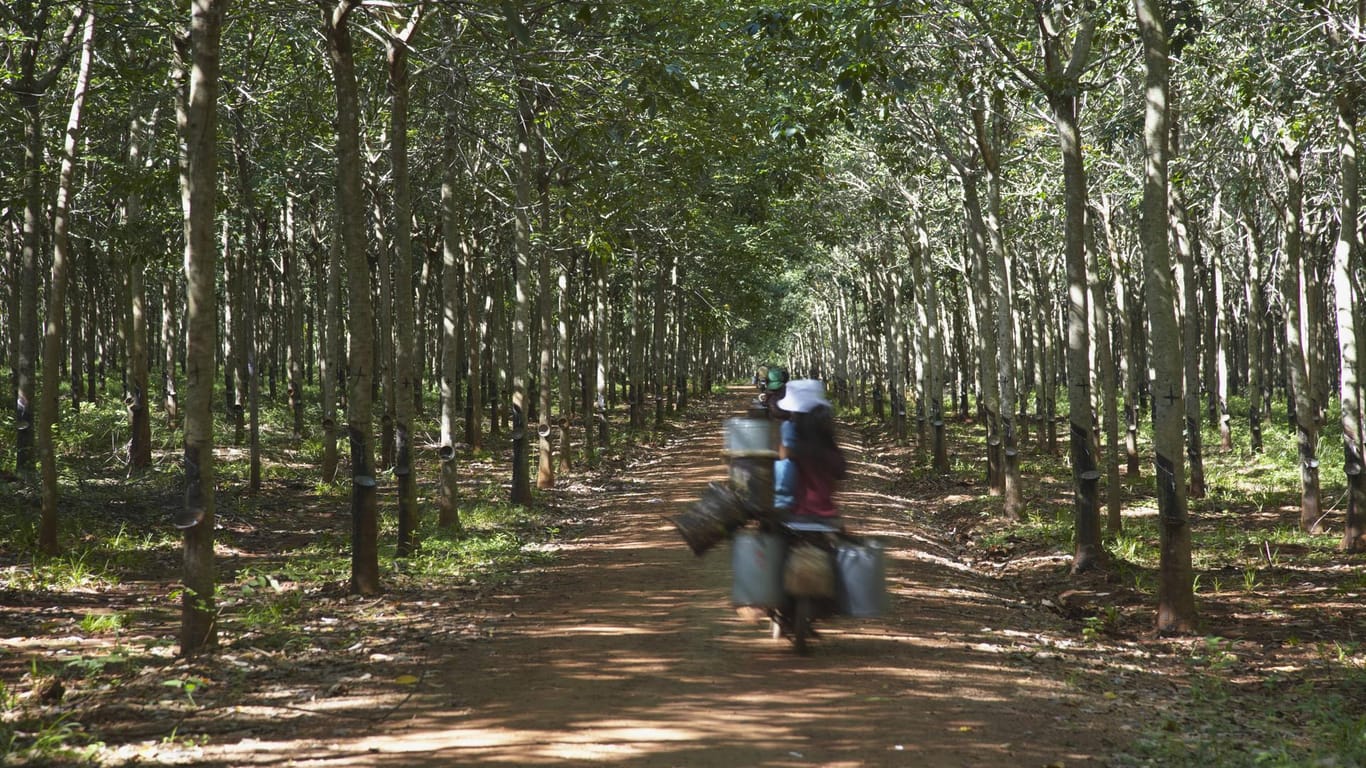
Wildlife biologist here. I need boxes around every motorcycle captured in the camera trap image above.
[763,517,845,654]
[676,411,886,655]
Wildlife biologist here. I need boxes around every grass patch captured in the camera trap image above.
[1114,665,1366,767]
[952,391,1365,767]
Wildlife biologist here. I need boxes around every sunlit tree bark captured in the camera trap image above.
[7,3,82,478]
[1277,137,1323,535]
[37,7,95,555]
[384,5,423,556]
[510,74,534,505]
[1136,0,1196,633]
[1330,66,1366,551]
[438,97,463,531]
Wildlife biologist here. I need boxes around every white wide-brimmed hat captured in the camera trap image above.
[777,379,829,413]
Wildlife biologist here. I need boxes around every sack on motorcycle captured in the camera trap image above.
[783,544,836,598]
[834,538,888,617]
[672,482,748,556]
[731,531,786,608]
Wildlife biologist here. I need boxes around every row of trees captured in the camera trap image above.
[767,0,1366,632]
[2,0,804,654]
[3,1,1364,649]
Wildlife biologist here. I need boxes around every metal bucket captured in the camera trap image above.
[731,530,786,607]
[835,538,888,617]
[784,543,836,598]
[728,455,775,515]
[724,417,776,456]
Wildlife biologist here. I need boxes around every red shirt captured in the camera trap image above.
[792,457,840,517]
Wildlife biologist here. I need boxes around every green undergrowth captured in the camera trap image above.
[1113,663,1366,768]
[936,392,1365,768]
[0,374,654,764]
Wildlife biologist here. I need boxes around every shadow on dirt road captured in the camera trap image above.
[212,390,1108,767]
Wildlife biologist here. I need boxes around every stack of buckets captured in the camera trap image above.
[672,411,888,618]
[671,416,776,555]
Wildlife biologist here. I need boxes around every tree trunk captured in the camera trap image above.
[14,61,46,477]
[1089,199,1122,533]
[651,252,671,434]
[125,107,154,471]
[974,95,1021,517]
[510,76,534,505]
[878,258,905,443]
[1241,207,1267,453]
[387,13,421,557]
[594,248,609,451]
[438,96,463,532]
[465,226,484,453]
[1331,88,1366,551]
[1213,201,1233,452]
[69,263,84,414]
[1136,0,1197,633]
[285,196,304,439]
[372,179,395,472]
[325,0,380,594]
[1277,138,1323,534]
[907,219,949,473]
[320,229,341,483]
[629,252,646,430]
[969,185,1003,494]
[231,119,261,493]
[536,129,556,488]
[558,268,574,474]
[177,0,228,656]
[37,8,95,554]
[162,271,180,426]
[1169,144,1205,498]
[222,223,242,445]
[1047,86,1102,571]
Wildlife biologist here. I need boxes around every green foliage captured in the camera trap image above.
[161,677,208,707]
[78,612,127,634]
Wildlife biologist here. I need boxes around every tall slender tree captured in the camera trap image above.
[36,5,95,555]
[1329,0,1366,552]
[383,4,424,557]
[1135,0,1196,633]
[177,0,230,656]
[323,0,380,594]
[4,1,82,478]
[1277,137,1323,534]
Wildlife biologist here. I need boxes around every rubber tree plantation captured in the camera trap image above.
[1,0,1364,765]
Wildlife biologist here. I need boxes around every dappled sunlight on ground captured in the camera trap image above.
[59,390,1128,767]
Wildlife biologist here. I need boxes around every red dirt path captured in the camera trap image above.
[185,389,1110,767]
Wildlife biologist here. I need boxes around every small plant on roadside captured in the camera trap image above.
[1081,606,1120,643]
[162,676,208,707]
[63,645,135,680]
[1190,636,1237,671]
[79,612,126,634]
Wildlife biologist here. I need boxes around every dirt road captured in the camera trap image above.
[203,390,1109,767]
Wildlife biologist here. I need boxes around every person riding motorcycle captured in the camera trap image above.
[775,379,846,523]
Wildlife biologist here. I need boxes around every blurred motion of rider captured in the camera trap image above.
[775,379,846,522]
